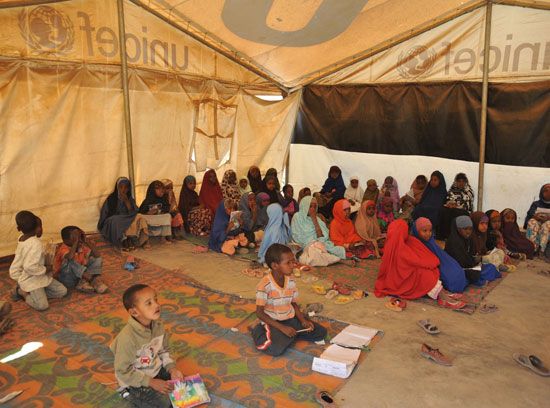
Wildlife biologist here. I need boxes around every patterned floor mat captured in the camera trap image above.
[0,244,382,407]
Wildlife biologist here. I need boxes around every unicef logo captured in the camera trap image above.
[18,6,74,54]
[397,45,436,79]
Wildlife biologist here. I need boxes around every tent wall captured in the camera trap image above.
[0,0,300,256]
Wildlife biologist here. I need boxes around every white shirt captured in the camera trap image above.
[9,236,52,292]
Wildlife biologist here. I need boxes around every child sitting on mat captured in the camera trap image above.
[9,211,67,311]
[53,226,108,294]
[251,243,327,356]
[111,284,183,407]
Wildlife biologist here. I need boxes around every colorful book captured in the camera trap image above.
[169,374,210,408]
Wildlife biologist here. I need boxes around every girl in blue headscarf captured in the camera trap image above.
[258,204,291,263]
[412,217,468,293]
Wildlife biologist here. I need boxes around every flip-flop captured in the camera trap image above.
[305,303,324,314]
[325,289,339,300]
[315,390,338,407]
[537,270,550,277]
[513,354,550,377]
[479,304,499,314]
[192,245,208,254]
[417,319,440,335]
[352,290,364,300]
[385,299,402,312]
[391,297,407,309]
[312,284,328,295]
[334,295,354,305]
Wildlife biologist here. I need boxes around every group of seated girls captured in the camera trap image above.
[97,168,549,266]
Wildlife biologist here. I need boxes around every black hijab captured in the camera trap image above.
[444,218,477,268]
[247,166,263,194]
[139,180,170,214]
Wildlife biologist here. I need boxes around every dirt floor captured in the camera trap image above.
[136,239,550,408]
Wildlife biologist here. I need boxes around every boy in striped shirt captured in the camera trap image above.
[251,243,326,356]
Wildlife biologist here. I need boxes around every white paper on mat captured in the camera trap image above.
[330,325,379,348]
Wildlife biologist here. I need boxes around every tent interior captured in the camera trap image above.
[0,0,549,405]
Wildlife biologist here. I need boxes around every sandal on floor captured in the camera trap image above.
[334,295,354,305]
[0,317,15,336]
[325,289,339,300]
[312,284,328,295]
[352,290,364,300]
[479,304,499,314]
[538,270,550,277]
[513,354,550,376]
[385,298,404,312]
[315,390,338,407]
[417,319,440,335]
[192,245,208,254]
[420,343,453,366]
[241,268,257,278]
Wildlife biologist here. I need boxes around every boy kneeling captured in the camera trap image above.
[111,284,182,407]
[252,243,327,356]
[53,226,108,293]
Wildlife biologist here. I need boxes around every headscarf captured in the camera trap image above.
[139,180,170,214]
[485,209,502,251]
[524,183,550,228]
[374,219,440,300]
[412,170,447,226]
[444,217,477,268]
[238,192,257,232]
[298,188,311,204]
[446,173,474,212]
[470,211,489,255]
[208,200,232,252]
[256,192,270,228]
[247,166,263,193]
[329,199,362,247]
[221,170,241,202]
[291,196,346,259]
[178,176,199,231]
[238,176,252,196]
[410,176,427,204]
[262,176,283,204]
[377,196,396,225]
[412,218,468,293]
[320,166,346,199]
[161,179,178,213]
[258,204,291,263]
[262,168,281,191]
[105,177,132,220]
[199,169,223,215]
[98,177,137,229]
[345,176,364,203]
[362,179,380,202]
[355,200,381,242]
[501,208,535,258]
[380,176,400,211]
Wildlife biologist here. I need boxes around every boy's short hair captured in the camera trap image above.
[15,211,38,234]
[123,284,151,310]
[61,226,80,241]
[265,243,293,268]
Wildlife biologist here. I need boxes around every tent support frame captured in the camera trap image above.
[117,0,137,198]
[477,1,493,211]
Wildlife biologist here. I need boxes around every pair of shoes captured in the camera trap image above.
[420,343,453,366]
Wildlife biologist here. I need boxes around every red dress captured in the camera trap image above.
[375,219,440,299]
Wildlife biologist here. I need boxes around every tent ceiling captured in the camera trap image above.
[1,0,549,90]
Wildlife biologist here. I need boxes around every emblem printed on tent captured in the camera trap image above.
[397,45,437,79]
[18,6,74,55]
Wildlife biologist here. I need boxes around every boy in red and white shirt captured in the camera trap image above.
[251,243,326,356]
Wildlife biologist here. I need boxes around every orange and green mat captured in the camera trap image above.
[0,244,382,407]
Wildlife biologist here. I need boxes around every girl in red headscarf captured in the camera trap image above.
[329,200,375,259]
[375,219,442,300]
[198,169,223,216]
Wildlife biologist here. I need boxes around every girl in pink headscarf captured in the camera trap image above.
[379,176,400,212]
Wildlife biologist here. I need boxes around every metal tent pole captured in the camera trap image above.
[117,0,136,198]
[477,1,492,211]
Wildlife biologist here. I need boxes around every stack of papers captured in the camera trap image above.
[312,325,379,379]
[330,325,378,348]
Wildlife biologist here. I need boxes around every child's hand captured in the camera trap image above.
[149,378,174,395]
[300,320,314,332]
[279,325,296,338]
[169,368,183,381]
[70,229,81,244]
